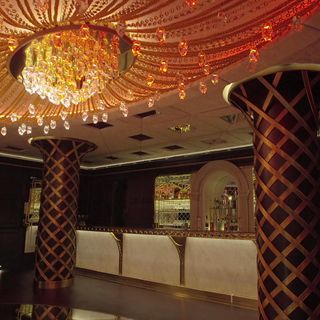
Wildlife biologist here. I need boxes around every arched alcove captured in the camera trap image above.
[191,160,251,231]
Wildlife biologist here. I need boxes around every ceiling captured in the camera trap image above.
[0,1,319,169]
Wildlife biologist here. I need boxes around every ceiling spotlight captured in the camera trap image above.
[169,124,191,133]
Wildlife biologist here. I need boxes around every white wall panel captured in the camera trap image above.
[122,234,180,286]
[24,226,38,253]
[76,230,119,275]
[185,237,257,299]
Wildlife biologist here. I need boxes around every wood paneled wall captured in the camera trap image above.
[0,157,41,268]
[79,171,159,228]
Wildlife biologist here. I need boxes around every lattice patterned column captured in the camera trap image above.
[30,137,96,289]
[226,66,320,319]
[32,305,72,320]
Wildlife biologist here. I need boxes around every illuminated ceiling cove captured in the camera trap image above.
[0,1,319,166]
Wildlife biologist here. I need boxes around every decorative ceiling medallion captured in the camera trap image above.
[0,0,317,137]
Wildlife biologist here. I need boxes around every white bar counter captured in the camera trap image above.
[25,226,257,304]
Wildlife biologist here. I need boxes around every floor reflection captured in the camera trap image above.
[2,304,134,320]
[0,269,258,320]
[32,304,71,320]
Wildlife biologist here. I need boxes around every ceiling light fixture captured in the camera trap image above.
[22,26,115,107]
[0,0,316,139]
[169,124,192,133]
[10,24,134,109]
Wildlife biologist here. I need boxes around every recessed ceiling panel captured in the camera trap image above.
[129,134,153,141]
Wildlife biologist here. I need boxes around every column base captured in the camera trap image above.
[35,278,73,289]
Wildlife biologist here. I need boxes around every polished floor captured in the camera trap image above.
[0,268,258,320]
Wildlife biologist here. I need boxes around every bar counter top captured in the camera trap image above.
[76,225,255,240]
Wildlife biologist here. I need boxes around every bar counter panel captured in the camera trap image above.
[25,226,257,301]
[76,230,119,275]
[185,237,257,299]
[123,234,180,286]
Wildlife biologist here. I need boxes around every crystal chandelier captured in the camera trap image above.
[21,25,120,108]
[0,0,316,138]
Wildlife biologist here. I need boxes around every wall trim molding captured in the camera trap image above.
[0,145,254,173]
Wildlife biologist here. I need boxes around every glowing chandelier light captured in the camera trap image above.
[11,23,134,110]
[21,25,119,108]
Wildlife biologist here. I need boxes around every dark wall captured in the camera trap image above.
[125,171,155,228]
[79,170,159,228]
[79,146,254,228]
[79,173,153,228]
[79,163,205,228]
[79,175,128,226]
[0,158,42,269]
[0,304,19,319]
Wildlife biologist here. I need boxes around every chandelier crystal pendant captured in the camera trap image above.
[21,26,120,107]
[8,24,134,111]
